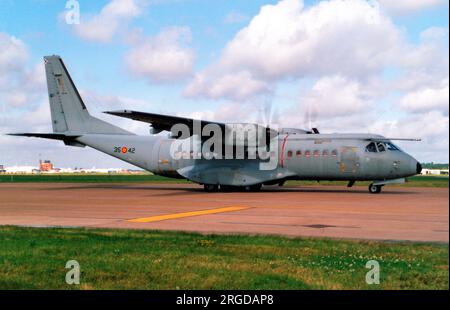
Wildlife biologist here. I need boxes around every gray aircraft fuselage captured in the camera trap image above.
[11,55,422,193]
[77,132,420,186]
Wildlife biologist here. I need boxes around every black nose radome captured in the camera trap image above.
[416,162,422,174]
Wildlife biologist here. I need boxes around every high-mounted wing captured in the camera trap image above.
[104,110,225,132]
[370,138,421,141]
[286,136,421,141]
[105,109,279,148]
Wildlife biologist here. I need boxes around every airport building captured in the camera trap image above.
[421,169,449,176]
[39,160,54,172]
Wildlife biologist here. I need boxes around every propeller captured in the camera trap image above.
[258,97,280,128]
[257,97,279,149]
[303,101,320,134]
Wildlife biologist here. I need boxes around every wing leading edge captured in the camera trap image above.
[104,110,226,132]
[104,110,421,142]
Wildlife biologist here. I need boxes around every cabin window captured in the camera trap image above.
[331,149,338,157]
[365,142,377,153]
[287,150,293,158]
[322,150,329,157]
[385,142,399,151]
[296,150,302,157]
[313,150,319,157]
[305,150,311,157]
[376,142,386,152]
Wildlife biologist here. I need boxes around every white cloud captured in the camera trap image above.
[81,90,150,111]
[22,100,52,128]
[125,27,195,83]
[300,75,373,118]
[5,91,28,107]
[395,27,449,93]
[185,0,402,100]
[0,32,29,88]
[378,0,445,14]
[72,0,144,43]
[184,70,270,100]
[0,31,45,124]
[399,78,449,114]
[368,111,449,162]
[0,30,156,168]
[22,63,46,91]
[185,102,263,126]
[420,26,449,41]
[182,0,448,161]
[0,33,28,68]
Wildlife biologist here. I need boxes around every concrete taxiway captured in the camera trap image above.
[0,183,448,242]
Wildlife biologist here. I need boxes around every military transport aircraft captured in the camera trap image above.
[9,56,422,193]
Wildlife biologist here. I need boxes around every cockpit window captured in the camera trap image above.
[376,142,386,152]
[365,142,377,153]
[385,142,399,151]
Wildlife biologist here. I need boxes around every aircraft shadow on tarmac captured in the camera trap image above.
[41,184,419,196]
[148,187,420,197]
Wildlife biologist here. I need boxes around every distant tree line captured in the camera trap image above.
[421,163,449,169]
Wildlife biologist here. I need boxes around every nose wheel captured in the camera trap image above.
[368,183,383,194]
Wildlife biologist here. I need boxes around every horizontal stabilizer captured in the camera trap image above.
[7,133,85,147]
[7,133,80,140]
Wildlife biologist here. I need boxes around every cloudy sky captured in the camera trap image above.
[0,0,448,168]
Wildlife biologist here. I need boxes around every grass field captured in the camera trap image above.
[0,226,447,290]
[0,174,448,187]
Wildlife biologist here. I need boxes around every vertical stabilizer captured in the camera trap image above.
[44,55,131,135]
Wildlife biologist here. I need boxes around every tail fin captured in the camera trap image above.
[44,55,131,135]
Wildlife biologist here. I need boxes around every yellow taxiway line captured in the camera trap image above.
[127,206,249,223]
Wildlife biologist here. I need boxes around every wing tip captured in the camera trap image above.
[103,110,133,115]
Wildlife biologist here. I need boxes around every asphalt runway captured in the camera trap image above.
[0,183,448,242]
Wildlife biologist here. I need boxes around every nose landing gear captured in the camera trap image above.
[368,183,383,194]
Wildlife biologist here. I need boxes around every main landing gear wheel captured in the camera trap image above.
[203,184,219,192]
[368,183,382,194]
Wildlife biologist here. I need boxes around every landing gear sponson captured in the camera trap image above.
[203,184,262,192]
[203,178,406,193]
[367,178,406,194]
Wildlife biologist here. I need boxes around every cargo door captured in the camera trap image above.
[339,146,360,174]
